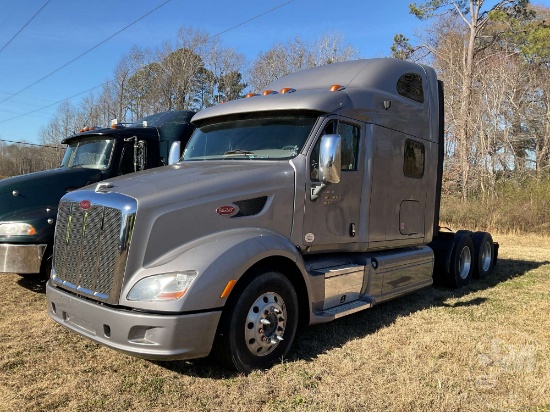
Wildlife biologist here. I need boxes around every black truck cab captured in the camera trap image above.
[0,110,195,275]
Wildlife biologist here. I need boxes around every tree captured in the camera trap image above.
[398,0,534,198]
[218,71,246,102]
[248,33,358,92]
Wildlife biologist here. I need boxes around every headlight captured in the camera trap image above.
[0,223,37,236]
[127,271,198,302]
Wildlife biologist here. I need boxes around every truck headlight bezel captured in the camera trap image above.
[126,271,198,302]
[0,222,37,236]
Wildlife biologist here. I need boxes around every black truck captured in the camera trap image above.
[0,110,195,276]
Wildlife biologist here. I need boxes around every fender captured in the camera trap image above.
[118,228,312,313]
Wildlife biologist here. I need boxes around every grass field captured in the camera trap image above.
[1,234,549,411]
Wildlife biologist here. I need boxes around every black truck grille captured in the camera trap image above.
[53,199,134,304]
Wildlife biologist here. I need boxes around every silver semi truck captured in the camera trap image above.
[46,59,497,373]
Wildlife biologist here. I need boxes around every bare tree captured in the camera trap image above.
[248,33,358,92]
[405,0,532,198]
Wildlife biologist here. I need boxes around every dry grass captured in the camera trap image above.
[1,234,549,411]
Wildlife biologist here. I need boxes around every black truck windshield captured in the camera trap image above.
[61,137,114,169]
[183,115,317,161]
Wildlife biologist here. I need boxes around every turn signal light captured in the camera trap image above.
[280,88,296,94]
[330,84,345,91]
[220,280,237,298]
[245,93,258,98]
[262,90,277,95]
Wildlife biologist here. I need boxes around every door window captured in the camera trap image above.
[310,120,360,180]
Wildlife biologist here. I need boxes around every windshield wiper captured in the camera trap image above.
[223,149,254,157]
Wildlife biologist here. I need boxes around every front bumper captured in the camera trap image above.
[0,243,47,273]
[46,281,222,361]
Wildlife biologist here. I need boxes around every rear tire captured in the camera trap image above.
[447,233,474,288]
[471,231,494,279]
[214,271,299,373]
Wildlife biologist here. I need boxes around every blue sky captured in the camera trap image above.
[0,0,548,145]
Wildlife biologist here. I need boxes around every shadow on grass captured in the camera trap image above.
[16,273,47,294]
[292,258,549,364]
[14,257,548,377]
[156,257,549,378]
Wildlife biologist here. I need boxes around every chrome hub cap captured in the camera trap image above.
[481,242,492,272]
[244,292,286,356]
[459,246,472,280]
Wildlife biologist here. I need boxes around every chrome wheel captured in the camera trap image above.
[447,233,474,288]
[244,292,286,356]
[481,241,492,272]
[458,246,472,280]
[214,270,298,372]
[472,231,495,279]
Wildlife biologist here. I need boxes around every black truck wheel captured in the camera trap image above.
[471,231,494,279]
[215,271,299,373]
[448,233,474,288]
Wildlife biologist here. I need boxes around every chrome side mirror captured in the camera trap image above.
[168,141,182,165]
[319,134,341,184]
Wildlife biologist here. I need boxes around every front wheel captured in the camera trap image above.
[214,271,299,373]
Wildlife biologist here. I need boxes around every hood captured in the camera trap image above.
[96,161,292,203]
[63,160,297,268]
[0,167,102,220]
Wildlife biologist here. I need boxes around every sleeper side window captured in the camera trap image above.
[403,139,425,179]
[397,73,424,103]
[310,120,360,181]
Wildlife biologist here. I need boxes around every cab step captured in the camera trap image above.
[323,298,373,319]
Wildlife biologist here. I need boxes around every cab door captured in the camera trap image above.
[302,118,364,252]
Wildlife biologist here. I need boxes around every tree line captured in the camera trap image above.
[0,29,355,178]
[392,1,550,199]
[2,1,549,210]
[0,142,63,179]
[37,28,357,147]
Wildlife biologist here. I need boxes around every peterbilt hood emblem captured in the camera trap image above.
[216,205,238,216]
[80,200,91,210]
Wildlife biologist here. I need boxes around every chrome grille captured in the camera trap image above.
[53,196,135,304]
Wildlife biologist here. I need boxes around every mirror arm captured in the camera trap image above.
[310,183,327,201]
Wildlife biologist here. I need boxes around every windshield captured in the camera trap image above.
[61,137,114,169]
[183,115,318,161]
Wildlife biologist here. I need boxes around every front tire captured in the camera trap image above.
[214,271,299,373]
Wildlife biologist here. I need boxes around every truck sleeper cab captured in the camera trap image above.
[46,59,496,373]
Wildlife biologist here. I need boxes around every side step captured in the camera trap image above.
[323,298,373,319]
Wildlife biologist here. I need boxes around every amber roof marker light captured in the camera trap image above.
[329,84,345,91]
